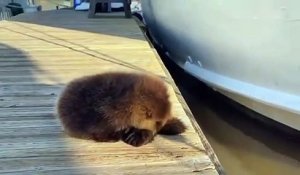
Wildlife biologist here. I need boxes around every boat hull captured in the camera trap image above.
[141,0,300,131]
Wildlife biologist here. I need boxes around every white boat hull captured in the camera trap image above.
[141,0,300,131]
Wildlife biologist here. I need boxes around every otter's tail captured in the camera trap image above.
[158,118,186,135]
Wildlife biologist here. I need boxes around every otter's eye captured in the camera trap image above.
[156,121,162,128]
[146,111,152,119]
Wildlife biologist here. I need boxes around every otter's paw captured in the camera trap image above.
[121,127,153,147]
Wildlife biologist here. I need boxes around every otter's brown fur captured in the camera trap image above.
[57,71,186,147]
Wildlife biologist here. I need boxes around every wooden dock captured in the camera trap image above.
[0,10,222,174]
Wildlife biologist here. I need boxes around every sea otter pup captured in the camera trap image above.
[57,71,186,147]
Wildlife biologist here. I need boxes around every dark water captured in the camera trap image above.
[160,52,300,175]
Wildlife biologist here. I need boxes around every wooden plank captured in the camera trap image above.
[0,160,215,175]
[0,10,221,174]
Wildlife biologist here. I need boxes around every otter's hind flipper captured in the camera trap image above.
[158,118,186,135]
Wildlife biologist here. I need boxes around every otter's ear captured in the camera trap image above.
[157,118,186,135]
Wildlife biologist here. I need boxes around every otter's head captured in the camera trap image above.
[130,100,171,135]
[131,74,172,134]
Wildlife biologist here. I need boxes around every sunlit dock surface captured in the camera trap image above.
[0,10,221,174]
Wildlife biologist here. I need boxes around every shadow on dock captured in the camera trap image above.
[0,43,80,173]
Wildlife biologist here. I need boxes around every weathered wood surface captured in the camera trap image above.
[0,10,220,174]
